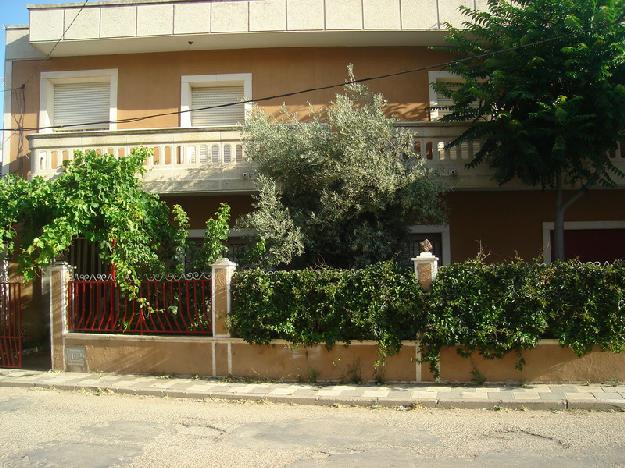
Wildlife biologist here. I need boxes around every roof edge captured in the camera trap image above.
[27,0,200,10]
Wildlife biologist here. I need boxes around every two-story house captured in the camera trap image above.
[3,0,625,273]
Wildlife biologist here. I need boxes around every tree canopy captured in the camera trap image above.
[438,0,625,259]
[240,72,446,268]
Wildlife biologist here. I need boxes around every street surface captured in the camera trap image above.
[1,386,625,467]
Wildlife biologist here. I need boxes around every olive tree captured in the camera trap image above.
[241,71,446,268]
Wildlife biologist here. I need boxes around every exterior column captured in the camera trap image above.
[49,262,71,371]
[412,239,439,291]
[211,258,237,337]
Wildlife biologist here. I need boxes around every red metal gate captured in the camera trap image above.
[0,283,22,368]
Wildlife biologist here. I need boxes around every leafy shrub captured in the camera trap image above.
[541,261,625,356]
[230,262,424,356]
[230,259,625,374]
[422,259,547,368]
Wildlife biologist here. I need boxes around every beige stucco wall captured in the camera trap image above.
[437,344,625,384]
[447,189,625,262]
[229,341,418,383]
[64,335,420,382]
[68,338,214,376]
[162,189,625,262]
[61,334,625,384]
[8,46,449,175]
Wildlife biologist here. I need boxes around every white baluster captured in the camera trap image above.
[235,144,243,164]
[460,142,469,160]
[438,141,446,161]
[211,144,220,165]
[160,145,166,166]
[223,144,232,164]
[39,150,47,172]
[199,144,208,165]
[185,145,196,165]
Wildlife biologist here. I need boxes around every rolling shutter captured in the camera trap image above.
[431,77,463,121]
[191,86,245,127]
[53,82,111,131]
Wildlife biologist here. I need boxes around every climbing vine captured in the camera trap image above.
[0,148,222,297]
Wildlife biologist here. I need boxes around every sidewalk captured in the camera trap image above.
[1,368,625,411]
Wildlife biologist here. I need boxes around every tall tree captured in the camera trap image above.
[438,0,625,260]
[241,71,446,268]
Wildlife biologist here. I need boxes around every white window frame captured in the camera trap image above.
[180,73,252,128]
[428,71,461,122]
[39,69,118,134]
[408,224,451,265]
[542,220,625,263]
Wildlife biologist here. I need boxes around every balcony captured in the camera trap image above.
[402,122,625,189]
[27,124,625,193]
[24,0,468,59]
[27,127,254,194]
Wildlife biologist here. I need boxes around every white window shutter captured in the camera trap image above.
[432,78,462,121]
[191,86,245,127]
[53,82,111,131]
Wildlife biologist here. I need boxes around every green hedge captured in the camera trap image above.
[230,259,625,372]
[230,262,424,356]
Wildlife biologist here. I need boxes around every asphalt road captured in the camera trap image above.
[1,386,625,467]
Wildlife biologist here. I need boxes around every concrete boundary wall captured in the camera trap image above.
[48,261,625,384]
[59,333,625,384]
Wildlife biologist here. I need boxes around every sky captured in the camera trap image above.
[0,0,77,148]
[0,0,79,69]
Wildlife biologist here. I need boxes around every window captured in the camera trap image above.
[39,69,118,134]
[181,74,252,128]
[405,225,451,265]
[186,229,254,270]
[53,82,110,131]
[428,71,463,122]
[191,86,245,127]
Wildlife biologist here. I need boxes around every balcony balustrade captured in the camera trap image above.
[28,127,254,193]
[27,123,625,193]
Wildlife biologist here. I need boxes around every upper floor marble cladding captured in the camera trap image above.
[25,1,488,53]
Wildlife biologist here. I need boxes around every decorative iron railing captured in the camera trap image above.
[67,275,212,335]
[0,283,22,368]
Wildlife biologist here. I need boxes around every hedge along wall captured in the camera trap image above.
[230,260,625,377]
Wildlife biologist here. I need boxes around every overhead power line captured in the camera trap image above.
[0,34,565,133]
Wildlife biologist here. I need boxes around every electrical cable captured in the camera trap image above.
[0,35,566,133]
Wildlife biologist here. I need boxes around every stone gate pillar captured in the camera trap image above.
[211,258,237,338]
[49,262,71,371]
[412,239,439,291]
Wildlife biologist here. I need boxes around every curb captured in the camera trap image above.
[3,380,625,411]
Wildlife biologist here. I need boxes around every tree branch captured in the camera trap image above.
[561,186,588,212]
[560,172,600,212]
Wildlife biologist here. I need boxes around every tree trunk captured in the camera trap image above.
[553,186,566,261]
[552,173,588,262]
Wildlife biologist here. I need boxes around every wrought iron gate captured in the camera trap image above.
[0,283,22,368]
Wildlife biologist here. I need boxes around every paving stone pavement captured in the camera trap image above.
[1,368,625,411]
